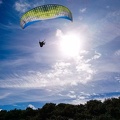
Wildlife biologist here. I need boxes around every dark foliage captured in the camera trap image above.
[0,97,120,120]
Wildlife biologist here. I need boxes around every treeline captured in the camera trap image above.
[0,97,120,120]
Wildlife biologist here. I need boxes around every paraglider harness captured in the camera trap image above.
[39,40,45,47]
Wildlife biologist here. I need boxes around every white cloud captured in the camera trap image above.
[106,6,110,9]
[14,0,45,13]
[114,50,120,56]
[28,104,37,110]
[92,51,101,60]
[115,76,120,83]
[79,8,87,13]
[56,29,63,37]
[69,92,91,104]
[67,92,76,99]
[14,0,30,13]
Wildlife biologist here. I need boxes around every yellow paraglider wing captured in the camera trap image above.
[20,4,73,29]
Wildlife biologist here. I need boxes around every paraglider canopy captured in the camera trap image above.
[20,4,73,29]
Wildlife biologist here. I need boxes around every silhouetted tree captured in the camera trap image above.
[0,97,120,120]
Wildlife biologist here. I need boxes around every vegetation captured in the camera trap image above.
[0,97,120,120]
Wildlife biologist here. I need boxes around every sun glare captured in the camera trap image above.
[60,33,82,57]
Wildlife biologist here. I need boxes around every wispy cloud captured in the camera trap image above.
[106,6,110,9]
[0,36,118,106]
[0,57,95,89]
[0,0,2,5]
[78,10,120,48]
[0,93,11,99]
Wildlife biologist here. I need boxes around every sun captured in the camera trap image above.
[59,32,82,57]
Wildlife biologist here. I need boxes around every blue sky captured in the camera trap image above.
[0,0,120,110]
